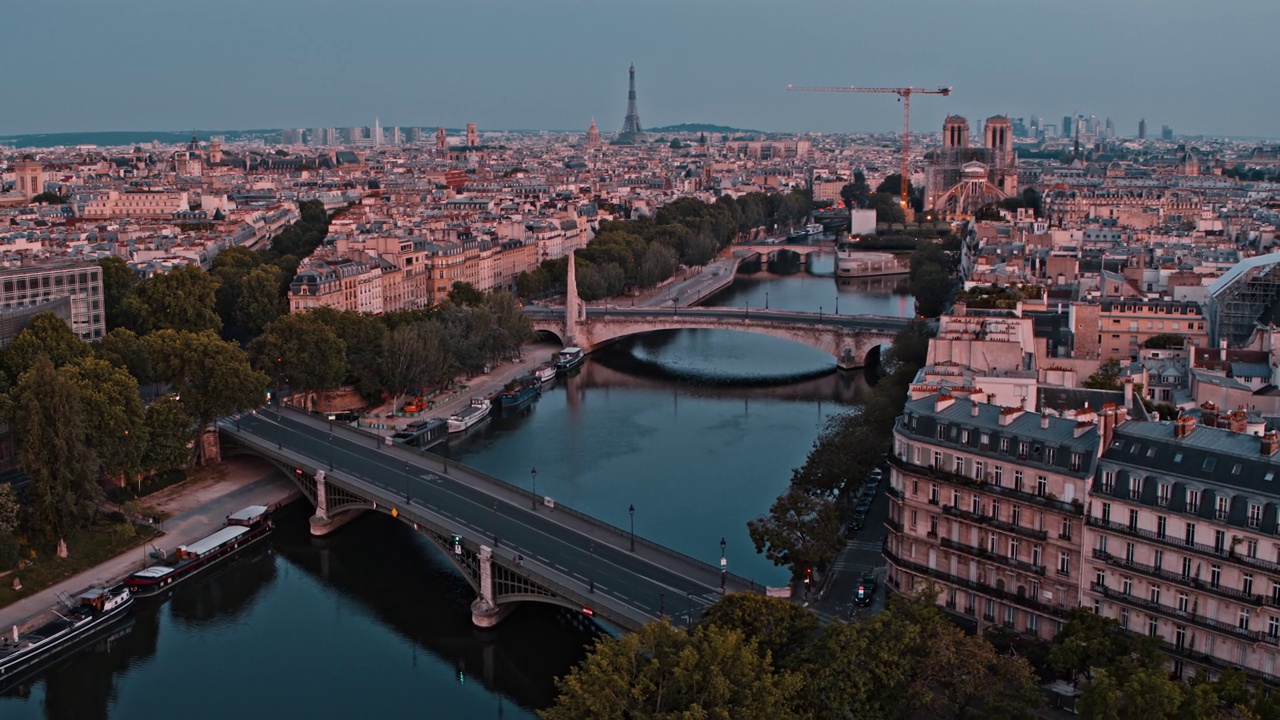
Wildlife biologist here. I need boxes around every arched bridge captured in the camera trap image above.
[218,408,760,633]
[527,306,910,370]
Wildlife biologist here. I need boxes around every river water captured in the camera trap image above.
[2,261,913,719]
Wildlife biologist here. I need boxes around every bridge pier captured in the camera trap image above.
[308,470,363,536]
[471,545,514,628]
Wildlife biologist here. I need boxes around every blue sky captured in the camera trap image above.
[5,0,1277,137]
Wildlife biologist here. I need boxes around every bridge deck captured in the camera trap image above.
[221,409,761,631]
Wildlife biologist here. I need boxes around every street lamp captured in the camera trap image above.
[835,295,839,315]
[530,467,538,510]
[720,537,727,593]
[404,461,412,503]
[629,504,635,552]
[765,291,769,310]
[819,306,823,321]
[588,541,595,594]
[745,300,750,319]
[328,434,334,470]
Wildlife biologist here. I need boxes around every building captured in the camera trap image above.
[1139,118,1147,140]
[1082,416,1280,683]
[1094,299,1210,359]
[585,119,601,149]
[886,394,1102,641]
[925,115,1019,218]
[1207,253,1280,349]
[1163,125,1175,141]
[81,190,189,219]
[0,262,105,342]
[466,124,479,148]
[12,157,43,200]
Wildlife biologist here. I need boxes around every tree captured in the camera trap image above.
[29,191,68,205]
[482,291,533,361]
[380,323,449,409]
[840,171,871,209]
[0,484,19,568]
[1142,334,1184,350]
[1049,609,1164,686]
[868,192,906,225]
[875,173,916,197]
[235,264,286,338]
[309,307,387,402]
[541,621,803,720]
[145,330,268,460]
[93,327,154,387]
[98,256,140,330]
[60,357,148,484]
[141,396,195,476]
[4,311,91,379]
[1083,358,1124,391]
[447,281,486,307]
[701,593,818,670]
[637,242,679,289]
[747,485,843,579]
[248,313,347,400]
[122,265,221,334]
[11,355,101,540]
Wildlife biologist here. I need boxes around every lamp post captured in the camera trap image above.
[745,300,749,319]
[588,541,595,594]
[328,435,334,470]
[819,306,823,321]
[629,504,635,552]
[404,461,412,504]
[765,291,769,310]
[720,537,727,593]
[835,295,839,315]
[530,467,537,510]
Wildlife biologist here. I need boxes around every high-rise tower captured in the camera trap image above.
[618,64,643,144]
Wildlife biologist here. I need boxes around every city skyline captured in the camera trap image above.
[4,0,1279,139]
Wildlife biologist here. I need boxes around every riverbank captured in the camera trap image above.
[0,457,298,632]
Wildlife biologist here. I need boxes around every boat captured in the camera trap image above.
[0,584,133,685]
[447,397,492,433]
[498,376,541,411]
[836,244,905,278]
[555,347,585,374]
[125,505,272,597]
[533,362,558,384]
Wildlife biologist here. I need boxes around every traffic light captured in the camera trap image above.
[452,534,462,555]
[804,568,812,584]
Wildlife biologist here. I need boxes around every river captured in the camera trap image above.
[1,262,913,719]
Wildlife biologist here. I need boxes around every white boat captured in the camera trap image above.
[447,397,492,433]
[0,585,133,685]
[555,347,585,374]
[533,363,558,384]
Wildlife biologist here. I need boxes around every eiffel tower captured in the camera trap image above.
[618,64,643,144]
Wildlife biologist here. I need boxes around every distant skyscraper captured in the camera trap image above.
[1138,118,1147,139]
[1062,115,1073,139]
[1104,117,1114,138]
[1162,125,1174,141]
[373,117,382,147]
[618,64,643,144]
[280,128,304,145]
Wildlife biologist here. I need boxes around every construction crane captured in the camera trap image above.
[787,85,952,211]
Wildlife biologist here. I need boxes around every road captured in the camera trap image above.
[810,477,893,624]
[525,304,912,332]
[226,409,757,629]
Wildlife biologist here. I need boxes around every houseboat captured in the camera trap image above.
[498,376,541,412]
[0,584,133,686]
[533,362,558,384]
[555,347,585,374]
[447,397,492,433]
[125,506,272,597]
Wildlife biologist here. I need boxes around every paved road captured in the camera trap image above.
[225,409,758,630]
[525,304,911,333]
[811,474,894,624]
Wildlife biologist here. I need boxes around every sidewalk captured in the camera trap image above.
[0,457,297,632]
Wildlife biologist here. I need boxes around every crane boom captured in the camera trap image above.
[787,85,952,211]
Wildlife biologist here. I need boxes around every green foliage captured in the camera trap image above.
[4,311,91,379]
[308,307,388,402]
[956,283,1044,309]
[868,192,906,225]
[12,355,101,541]
[93,327,153,384]
[747,485,842,578]
[874,173,916,198]
[1083,358,1124,391]
[122,264,222,334]
[1142,333,1184,350]
[98,256,140,330]
[29,191,68,204]
[141,397,194,476]
[908,241,958,318]
[447,281,486,307]
[380,322,450,404]
[235,263,286,338]
[249,312,348,395]
[700,593,818,671]
[0,483,19,536]
[541,620,805,720]
[60,357,148,483]
[840,172,871,209]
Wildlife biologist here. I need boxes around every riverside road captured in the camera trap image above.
[228,409,757,630]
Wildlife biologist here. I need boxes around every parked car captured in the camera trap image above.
[855,571,878,606]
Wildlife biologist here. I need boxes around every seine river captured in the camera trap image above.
[2,258,914,719]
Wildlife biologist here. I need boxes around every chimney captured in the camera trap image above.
[998,407,1025,426]
[1099,406,1115,447]
[1123,378,1134,410]
[935,394,956,413]
[1262,431,1280,457]
[971,400,980,417]
[1220,338,1227,362]
[1041,412,1051,430]
[1174,415,1196,439]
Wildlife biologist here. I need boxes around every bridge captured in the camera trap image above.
[218,407,762,633]
[527,305,910,370]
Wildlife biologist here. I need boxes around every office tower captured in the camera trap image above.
[1062,116,1073,139]
[1138,118,1146,139]
[1162,125,1174,141]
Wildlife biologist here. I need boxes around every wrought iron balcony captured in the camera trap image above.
[942,504,1050,541]
[1092,549,1265,607]
[939,536,1048,576]
[1086,516,1280,576]
[888,454,1082,516]
[885,547,1072,619]
[1090,582,1276,645]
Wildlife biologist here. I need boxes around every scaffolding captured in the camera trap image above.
[1208,253,1280,348]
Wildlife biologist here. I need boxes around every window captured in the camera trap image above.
[1036,476,1048,497]
[933,451,943,468]
[1128,509,1139,532]
[1119,607,1130,629]
[990,499,1000,519]
[1000,437,1010,453]
[1070,453,1082,471]
[1028,613,1038,635]
[954,455,965,474]
[1240,609,1251,632]
[993,466,1003,487]
[1095,569,1106,588]
[974,460,985,480]
[930,484,939,503]
[1217,496,1230,521]
[1019,441,1029,457]
[1130,477,1144,500]
[1059,552,1071,576]
[1014,471,1024,492]
[1181,557,1192,579]
[1153,549,1164,569]
[1102,502,1112,523]
[910,509,918,529]
[1012,505,1022,527]
[961,429,970,444]
[1244,574,1255,597]
[1269,616,1279,640]
[912,479,919,496]
[1121,577,1133,595]
[1150,585,1161,604]
[937,425,947,440]
[1102,471,1115,493]
[930,515,938,536]
[1187,489,1200,513]
[1009,538,1020,560]
[1033,544,1042,566]
[1157,515,1167,540]
[973,495,983,515]
[1148,616,1159,637]
[1250,505,1262,529]
[952,489,961,508]
[1126,541,1136,564]
[1204,457,1217,472]
[1158,483,1171,507]
[1211,565,1222,589]
[1215,530,1226,554]
[1046,448,1057,464]
[1178,593,1190,612]
[1061,518,1073,540]
[1185,523,1196,547]
[1098,535,1109,554]
[1248,539,1258,559]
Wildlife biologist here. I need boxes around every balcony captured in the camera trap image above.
[888,454,1081,516]
[885,547,1072,619]
[942,504,1050,541]
[885,485,903,500]
[885,517,903,534]
[1086,516,1280,577]
[1091,549,1265,607]
[1090,582,1276,646]
[939,536,1048,576]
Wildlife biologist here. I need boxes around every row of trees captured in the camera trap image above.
[909,237,962,318]
[544,591,1280,720]
[515,191,814,301]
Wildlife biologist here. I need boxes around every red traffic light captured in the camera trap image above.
[294,468,303,476]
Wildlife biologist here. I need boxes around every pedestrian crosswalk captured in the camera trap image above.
[845,540,884,552]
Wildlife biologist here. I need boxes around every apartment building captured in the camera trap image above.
[1095,298,1209,359]
[288,257,383,314]
[81,190,190,218]
[886,394,1102,640]
[0,262,105,342]
[1083,416,1280,683]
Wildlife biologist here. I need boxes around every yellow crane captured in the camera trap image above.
[787,84,952,211]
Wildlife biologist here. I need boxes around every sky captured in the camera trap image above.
[5,0,1278,139]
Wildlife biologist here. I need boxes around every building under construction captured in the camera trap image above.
[924,115,1019,218]
[1207,252,1280,348]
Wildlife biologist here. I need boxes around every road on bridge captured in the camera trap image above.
[224,410,758,630]
[526,304,913,332]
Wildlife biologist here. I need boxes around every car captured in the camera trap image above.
[855,498,871,513]
[869,468,883,480]
[848,514,865,533]
[855,571,878,606]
